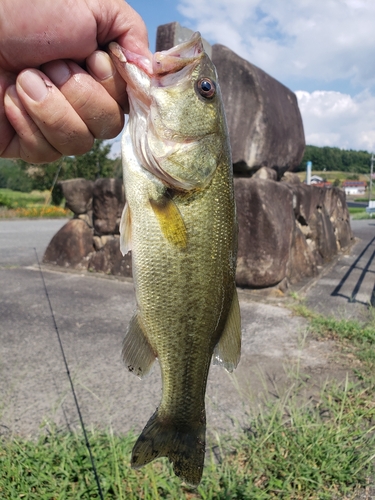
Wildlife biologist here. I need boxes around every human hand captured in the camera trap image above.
[0,0,152,163]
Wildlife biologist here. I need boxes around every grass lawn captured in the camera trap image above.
[348,206,374,220]
[1,309,374,499]
[0,188,70,218]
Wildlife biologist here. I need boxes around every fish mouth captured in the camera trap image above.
[153,32,204,76]
[109,32,204,79]
[108,42,153,76]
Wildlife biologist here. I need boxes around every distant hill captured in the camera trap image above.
[298,145,372,174]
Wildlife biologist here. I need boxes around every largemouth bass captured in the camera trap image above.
[109,33,241,485]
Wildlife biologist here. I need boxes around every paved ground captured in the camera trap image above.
[305,219,375,318]
[0,218,374,442]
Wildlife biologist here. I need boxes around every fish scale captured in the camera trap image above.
[110,32,241,485]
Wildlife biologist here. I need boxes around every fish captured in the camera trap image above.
[109,32,241,485]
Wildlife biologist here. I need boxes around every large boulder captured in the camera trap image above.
[156,22,212,56]
[309,208,338,263]
[283,180,354,262]
[59,178,94,215]
[281,172,301,185]
[43,219,94,269]
[93,178,125,235]
[211,44,305,176]
[288,183,325,225]
[288,224,318,284]
[322,187,353,250]
[43,174,354,291]
[88,236,132,277]
[252,166,278,181]
[235,177,295,288]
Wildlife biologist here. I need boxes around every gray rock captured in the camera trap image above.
[289,183,325,225]
[43,219,94,269]
[211,44,305,176]
[324,188,353,250]
[88,237,132,277]
[77,211,93,228]
[288,223,317,284]
[281,172,301,185]
[252,166,278,181]
[59,178,94,215]
[334,219,353,250]
[93,178,125,235]
[336,189,351,222]
[155,22,212,57]
[234,177,295,288]
[309,207,338,263]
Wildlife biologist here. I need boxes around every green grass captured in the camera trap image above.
[348,206,374,219]
[0,188,70,218]
[1,379,374,500]
[354,197,375,202]
[0,188,47,208]
[292,305,375,375]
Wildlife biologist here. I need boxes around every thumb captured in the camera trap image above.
[91,0,152,60]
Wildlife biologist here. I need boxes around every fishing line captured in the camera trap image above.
[34,248,104,500]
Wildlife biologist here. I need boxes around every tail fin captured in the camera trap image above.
[131,409,206,485]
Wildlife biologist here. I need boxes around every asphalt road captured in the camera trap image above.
[305,219,375,316]
[0,217,373,440]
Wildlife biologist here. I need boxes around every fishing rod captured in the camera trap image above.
[34,248,104,500]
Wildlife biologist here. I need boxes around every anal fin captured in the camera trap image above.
[122,313,156,378]
[213,287,241,372]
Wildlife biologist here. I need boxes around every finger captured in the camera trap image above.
[3,85,61,163]
[42,59,125,136]
[0,71,17,156]
[15,69,94,156]
[89,0,152,60]
[86,50,129,113]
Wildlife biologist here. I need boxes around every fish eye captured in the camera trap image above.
[196,78,216,99]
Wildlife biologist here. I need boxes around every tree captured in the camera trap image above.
[66,140,116,180]
[0,159,32,192]
[0,140,120,200]
[298,145,371,174]
[12,140,120,194]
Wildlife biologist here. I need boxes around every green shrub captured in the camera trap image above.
[0,163,32,193]
[0,193,13,209]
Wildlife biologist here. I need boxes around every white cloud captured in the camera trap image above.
[177,0,375,89]
[176,0,375,151]
[296,90,375,151]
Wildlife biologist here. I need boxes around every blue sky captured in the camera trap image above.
[115,0,375,155]
[127,0,185,52]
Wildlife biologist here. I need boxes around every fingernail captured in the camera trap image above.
[87,51,114,80]
[43,60,71,86]
[18,70,50,102]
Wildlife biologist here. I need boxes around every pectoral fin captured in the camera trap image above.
[120,202,132,255]
[213,287,241,372]
[122,313,156,378]
[149,196,187,249]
